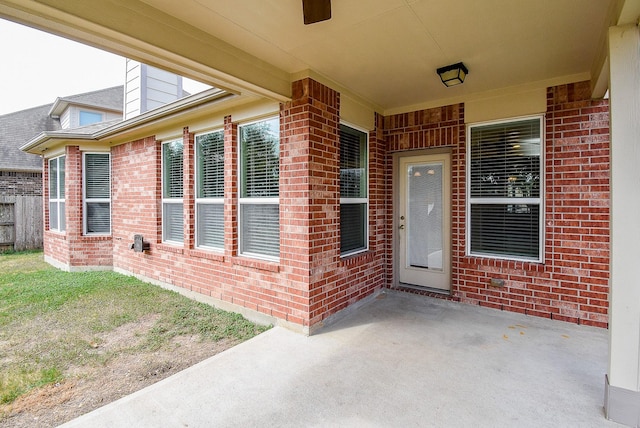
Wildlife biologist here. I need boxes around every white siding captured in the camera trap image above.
[60,108,71,129]
[124,59,183,119]
[125,59,142,120]
[104,111,122,122]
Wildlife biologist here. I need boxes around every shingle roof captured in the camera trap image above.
[0,86,123,172]
[48,118,123,137]
[48,86,124,117]
[0,103,58,171]
[65,86,124,110]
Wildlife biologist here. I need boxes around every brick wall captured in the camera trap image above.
[541,82,610,326]
[45,78,609,330]
[107,78,386,331]
[282,79,387,327]
[111,104,313,328]
[111,136,163,277]
[384,81,610,327]
[43,146,113,268]
[0,171,42,197]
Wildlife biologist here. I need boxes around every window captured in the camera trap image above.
[196,130,224,250]
[79,110,103,126]
[467,116,543,261]
[48,155,65,232]
[239,117,280,260]
[162,139,184,243]
[340,124,368,255]
[83,153,111,234]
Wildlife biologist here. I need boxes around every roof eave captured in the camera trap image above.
[48,98,123,118]
[47,97,68,118]
[20,131,97,154]
[22,87,236,154]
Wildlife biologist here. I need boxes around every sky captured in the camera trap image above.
[0,18,210,116]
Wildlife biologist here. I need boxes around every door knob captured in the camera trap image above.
[399,224,405,230]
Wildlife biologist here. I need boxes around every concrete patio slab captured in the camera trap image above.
[61,290,618,427]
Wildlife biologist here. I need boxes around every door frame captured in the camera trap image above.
[392,148,453,293]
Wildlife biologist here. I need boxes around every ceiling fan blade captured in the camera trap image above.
[302,0,331,25]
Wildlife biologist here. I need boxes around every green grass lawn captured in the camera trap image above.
[0,251,269,405]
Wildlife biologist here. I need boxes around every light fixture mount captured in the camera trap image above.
[436,62,468,87]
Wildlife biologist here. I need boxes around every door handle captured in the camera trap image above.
[399,224,405,230]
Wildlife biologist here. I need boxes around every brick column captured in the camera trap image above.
[65,146,83,241]
[280,78,340,327]
[223,115,238,256]
[43,159,50,231]
[183,127,195,249]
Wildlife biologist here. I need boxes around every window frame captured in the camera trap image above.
[466,115,545,263]
[339,122,369,257]
[238,116,280,261]
[195,128,225,251]
[82,152,111,235]
[161,138,185,244]
[48,155,66,232]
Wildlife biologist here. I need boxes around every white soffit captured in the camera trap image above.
[1,0,617,114]
[140,0,614,113]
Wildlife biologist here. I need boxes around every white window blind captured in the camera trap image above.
[84,153,111,234]
[49,156,66,232]
[239,118,280,259]
[241,120,280,198]
[162,139,184,243]
[468,117,543,261]
[49,158,58,199]
[340,124,368,255]
[408,163,443,270]
[240,204,280,256]
[197,204,224,248]
[196,130,224,249]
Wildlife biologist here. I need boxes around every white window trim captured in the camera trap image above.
[340,121,369,257]
[466,115,545,263]
[162,139,184,244]
[195,128,225,251]
[82,152,111,236]
[49,155,65,233]
[238,117,280,262]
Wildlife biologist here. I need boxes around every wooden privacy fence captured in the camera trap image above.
[0,196,42,252]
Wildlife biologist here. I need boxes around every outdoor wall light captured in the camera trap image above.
[436,62,468,87]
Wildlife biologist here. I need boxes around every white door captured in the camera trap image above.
[398,154,451,291]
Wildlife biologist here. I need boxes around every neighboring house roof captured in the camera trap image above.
[48,85,124,118]
[22,87,233,153]
[0,103,58,172]
[1,86,123,173]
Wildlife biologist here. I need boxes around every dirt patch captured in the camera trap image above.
[0,318,238,427]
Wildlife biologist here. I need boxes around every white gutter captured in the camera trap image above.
[95,87,233,139]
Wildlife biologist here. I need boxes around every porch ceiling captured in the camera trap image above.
[0,0,629,115]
